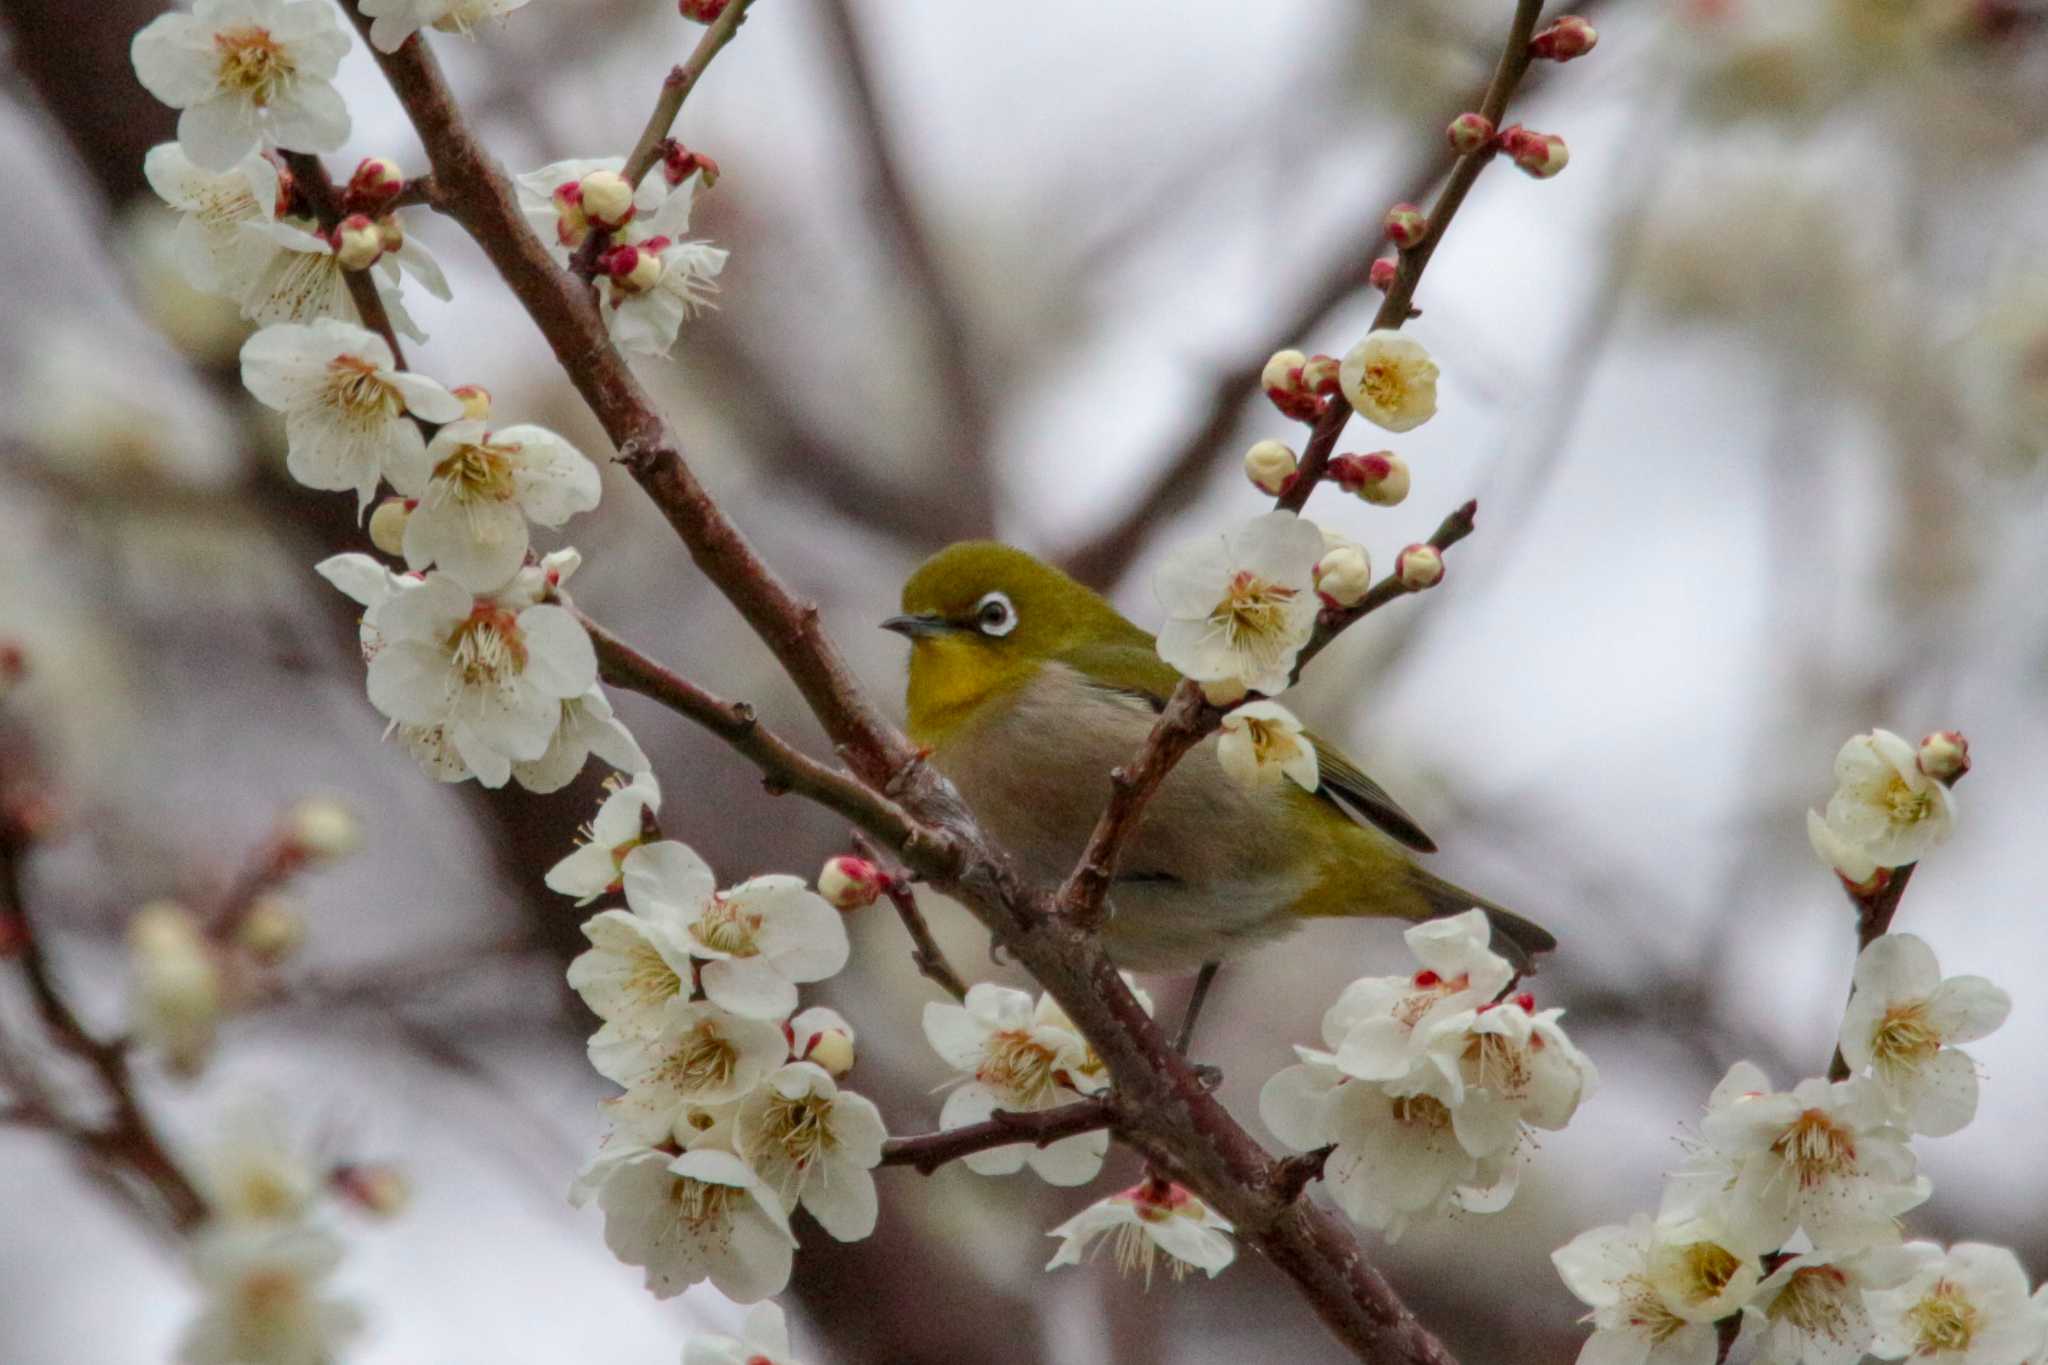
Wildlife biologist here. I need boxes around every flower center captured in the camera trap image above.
[1884,772,1933,828]
[214,26,294,105]
[1619,1275,1688,1345]
[665,1173,741,1229]
[320,354,402,427]
[429,437,519,509]
[660,1019,739,1095]
[446,607,527,688]
[623,938,682,1009]
[1665,1241,1743,1310]
[1772,1108,1856,1187]
[1908,1280,1981,1353]
[1391,1093,1453,1131]
[765,1093,836,1173]
[979,1029,1062,1104]
[1461,1030,1531,1096]
[1769,1265,1850,1339]
[1870,1000,1940,1076]
[1205,570,1300,674]
[691,895,761,957]
[1359,362,1406,412]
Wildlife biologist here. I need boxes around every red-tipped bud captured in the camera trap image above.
[1501,125,1570,179]
[1314,543,1372,609]
[1511,991,1537,1012]
[1368,257,1398,291]
[1530,15,1598,61]
[1261,348,1323,421]
[368,498,412,557]
[1355,452,1410,507]
[1383,202,1428,248]
[679,0,729,21]
[578,170,636,230]
[818,855,887,911]
[332,214,384,271]
[1917,731,1970,784]
[345,156,405,212]
[662,140,721,189]
[375,214,404,255]
[551,181,590,249]
[1242,439,1299,496]
[1300,354,1342,396]
[451,385,491,423]
[1395,543,1444,590]
[602,243,663,294]
[1447,112,1497,155]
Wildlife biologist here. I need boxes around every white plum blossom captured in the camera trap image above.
[363,570,597,787]
[131,0,350,170]
[1808,808,1882,889]
[513,686,648,793]
[567,903,695,1046]
[1689,1062,1929,1254]
[129,900,222,1076]
[238,219,438,343]
[581,1146,796,1302]
[683,1302,807,1365]
[1412,993,1599,1159]
[620,842,850,1020]
[390,418,601,593]
[240,319,466,511]
[197,1101,316,1225]
[1153,511,1326,696]
[1046,1179,1236,1285]
[1749,1247,1920,1365]
[359,0,533,52]
[142,144,282,295]
[1840,933,2010,1137]
[596,183,728,357]
[735,1061,887,1241]
[922,983,1108,1186]
[1339,330,1439,432]
[545,771,661,902]
[1819,728,1956,870]
[590,998,789,1127]
[1552,1213,1758,1365]
[1216,700,1319,792]
[1866,1242,2048,1364]
[178,1223,363,1365]
[1323,910,1516,1084]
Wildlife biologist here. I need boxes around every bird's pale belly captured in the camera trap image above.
[930,665,1317,972]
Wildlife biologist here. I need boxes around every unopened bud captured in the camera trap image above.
[128,901,220,1076]
[345,156,405,211]
[333,214,384,270]
[551,182,589,249]
[679,0,730,20]
[663,140,720,189]
[1261,348,1321,421]
[1530,15,1598,61]
[1300,354,1341,396]
[236,895,306,965]
[1383,202,1427,248]
[818,855,887,911]
[1447,112,1497,155]
[1242,439,1299,496]
[332,1162,409,1217]
[1315,544,1373,608]
[1199,678,1249,708]
[540,547,582,588]
[1917,731,1970,784]
[451,385,491,423]
[376,214,404,255]
[790,1006,856,1075]
[284,796,361,862]
[1502,126,1569,179]
[578,170,636,229]
[1395,543,1444,590]
[1368,257,1398,291]
[1352,451,1411,506]
[603,243,664,294]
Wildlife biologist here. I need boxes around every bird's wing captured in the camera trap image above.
[1056,642,1438,853]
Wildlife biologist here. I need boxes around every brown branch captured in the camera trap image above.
[850,832,967,1001]
[1277,0,1549,516]
[879,1097,1115,1175]
[622,0,758,189]
[279,150,409,369]
[1294,498,1479,674]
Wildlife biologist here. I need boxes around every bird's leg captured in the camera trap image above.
[1173,960,1223,1077]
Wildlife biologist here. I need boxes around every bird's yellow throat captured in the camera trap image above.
[903,634,1041,749]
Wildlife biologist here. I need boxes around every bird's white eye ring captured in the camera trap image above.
[974,591,1017,637]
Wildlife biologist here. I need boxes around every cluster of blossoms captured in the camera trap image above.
[1553,729,2034,1365]
[554,803,882,1308]
[1260,911,1596,1238]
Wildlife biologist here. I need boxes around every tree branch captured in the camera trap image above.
[851,832,967,1002]
[879,1098,1114,1175]
[279,150,409,369]
[621,0,758,189]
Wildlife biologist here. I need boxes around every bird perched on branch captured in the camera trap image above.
[885,541,1554,974]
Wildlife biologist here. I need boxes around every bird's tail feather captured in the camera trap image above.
[1407,867,1557,975]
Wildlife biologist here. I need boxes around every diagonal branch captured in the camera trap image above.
[879,1097,1115,1175]
[850,832,967,1001]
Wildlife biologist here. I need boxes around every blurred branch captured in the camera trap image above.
[879,1097,1114,1175]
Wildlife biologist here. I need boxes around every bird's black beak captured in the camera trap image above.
[881,613,958,639]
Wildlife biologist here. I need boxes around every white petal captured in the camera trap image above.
[701,957,798,1022]
[515,605,598,698]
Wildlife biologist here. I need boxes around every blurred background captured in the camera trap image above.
[3,0,2047,1360]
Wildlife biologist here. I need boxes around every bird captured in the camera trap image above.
[883,541,1555,976]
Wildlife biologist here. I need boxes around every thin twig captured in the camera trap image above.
[1174,960,1221,1056]
[1293,498,1480,675]
[851,832,967,1001]
[879,1098,1115,1175]
[1825,862,1920,1082]
[622,1,758,189]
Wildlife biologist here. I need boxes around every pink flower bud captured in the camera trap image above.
[663,140,720,189]
[1395,543,1444,590]
[368,497,411,557]
[331,1162,409,1217]
[345,156,405,212]
[1917,731,1970,784]
[550,182,590,248]
[1261,348,1322,421]
[1530,15,1598,61]
[1315,543,1373,608]
[1447,112,1497,155]
[1300,355,1341,396]
[818,855,887,911]
[451,385,492,423]
[602,243,664,294]
[332,214,384,271]
[1501,125,1569,179]
[1242,439,1299,495]
[1368,257,1398,291]
[679,0,729,21]
[1356,451,1411,507]
[578,170,636,230]
[375,214,404,255]
[1383,202,1428,248]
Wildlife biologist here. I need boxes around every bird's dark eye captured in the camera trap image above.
[974,591,1017,638]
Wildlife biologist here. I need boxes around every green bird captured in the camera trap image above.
[884,542,1555,974]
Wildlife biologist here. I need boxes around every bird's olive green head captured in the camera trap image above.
[887,542,1145,743]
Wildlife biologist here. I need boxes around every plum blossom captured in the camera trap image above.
[579,1146,796,1302]
[238,219,440,342]
[1323,910,1516,1084]
[1866,1242,2048,1364]
[1818,728,1956,870]
[683,1302,807,1365]
[1748,1247,1920,1365]
[1840,933,2009,1136]
[197,1100,315,1225]
[590,998,789,1125]
[178,1223,362,1365]
[359,0,533,52]
[1808,808,1881,890]
[363,570,597,787]
[1216,700,1319,792]
[567,901,695,1046]
[240,319,465,511]
[1153,511,1325,696]
[512,686,648,794]
[545,771,662,903]
[1553,1213,1760,1365]
[1339,330,1439,432]
[515,158,667,262]
[131,0,350,170]
[735,1061,887,1241]
[142,144,283,295]
[389,418,601,593]
[595,183,728,357]
[1045,1178,1236,1285]
[922,984,1107,1185]
[1407,992,1598,1160]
